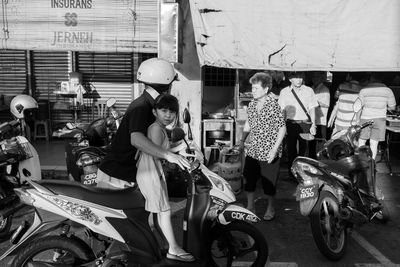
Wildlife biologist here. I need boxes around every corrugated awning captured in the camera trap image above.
[189,0,400,71]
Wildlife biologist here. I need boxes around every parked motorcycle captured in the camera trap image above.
[65,98,121,185]
[0,110,268,267]
[291,99,389,260]
[0,95,42,239]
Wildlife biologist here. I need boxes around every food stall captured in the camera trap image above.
[189,0,400,143]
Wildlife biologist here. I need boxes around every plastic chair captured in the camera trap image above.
[33,100,51,142]
[33,120,49,141]
[93,100,107,119]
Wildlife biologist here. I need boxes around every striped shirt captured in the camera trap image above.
[359,83,396,119]
[335,81,361,127]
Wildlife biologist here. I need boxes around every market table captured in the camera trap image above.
[383,117,400,175]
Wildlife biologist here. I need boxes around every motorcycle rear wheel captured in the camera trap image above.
[11,235,95,267]
[310,190,347,261]
[209,221,268,267]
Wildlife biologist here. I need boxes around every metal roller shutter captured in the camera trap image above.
[32,51,71,128]
[0,50,27,121]
[76,52,156,118]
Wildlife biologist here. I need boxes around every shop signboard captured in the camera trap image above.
[0,0,157,52]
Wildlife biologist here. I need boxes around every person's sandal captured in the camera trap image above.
[263,209,275,221]
[166,252,195,262]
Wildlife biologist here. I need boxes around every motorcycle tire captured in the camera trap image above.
[11,235,95,267]
[209,221,268,267]
[310,190,347,261]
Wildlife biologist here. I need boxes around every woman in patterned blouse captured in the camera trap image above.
[239,72,286,221]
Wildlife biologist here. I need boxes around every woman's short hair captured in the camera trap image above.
[249,72,273,90]
[154,94,179,113]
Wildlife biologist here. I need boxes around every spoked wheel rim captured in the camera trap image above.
[319,196,345,253]
[209,222,268,267]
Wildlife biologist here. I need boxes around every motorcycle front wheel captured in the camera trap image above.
[310,190,347,261]
[209,221,268,267]
[11,235,95,267]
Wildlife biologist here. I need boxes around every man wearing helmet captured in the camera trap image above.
[97,58,190,188]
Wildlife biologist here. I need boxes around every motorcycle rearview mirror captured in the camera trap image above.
[183,108,193,140]
[183,108,191,124]
[106,98,116,108]
[353,98,362,113]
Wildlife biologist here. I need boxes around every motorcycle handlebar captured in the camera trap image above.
[360,120,373,129]
[0,120,20,137]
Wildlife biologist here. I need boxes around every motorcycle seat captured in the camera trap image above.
[322,155,368,178]
[37,180,145,210]
[73,146,109,158]
[321,160,352,177]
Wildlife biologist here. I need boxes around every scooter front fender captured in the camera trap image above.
[0,210,66,261]
[217,204,260,225]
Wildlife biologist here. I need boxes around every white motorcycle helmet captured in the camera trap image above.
[137,58,177,91]
[10,94,38,119]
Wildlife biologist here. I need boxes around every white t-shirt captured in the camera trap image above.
[278,85,319,121]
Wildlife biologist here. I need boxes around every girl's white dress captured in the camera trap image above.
[136,122,170,212]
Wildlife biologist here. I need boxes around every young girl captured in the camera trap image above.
[136,94,194,262]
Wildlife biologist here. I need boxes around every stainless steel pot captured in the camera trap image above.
[207,130,226,139]
[205,113,231,119]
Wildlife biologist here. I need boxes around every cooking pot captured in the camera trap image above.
[207,130,226,139]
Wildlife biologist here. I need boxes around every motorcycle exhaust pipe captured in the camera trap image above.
[339,208,352,220]
[340,206,368,225]
[0,198,24,221]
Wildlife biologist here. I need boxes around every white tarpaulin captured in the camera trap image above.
[189,0,400,71]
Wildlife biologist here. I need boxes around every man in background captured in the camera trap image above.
[278,71,318,180]
[328,72,365,133]
[358,73,396,160]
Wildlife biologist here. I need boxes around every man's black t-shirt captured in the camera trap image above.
[99,91,155,182]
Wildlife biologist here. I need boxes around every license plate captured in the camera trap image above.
[296,184,318,201]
